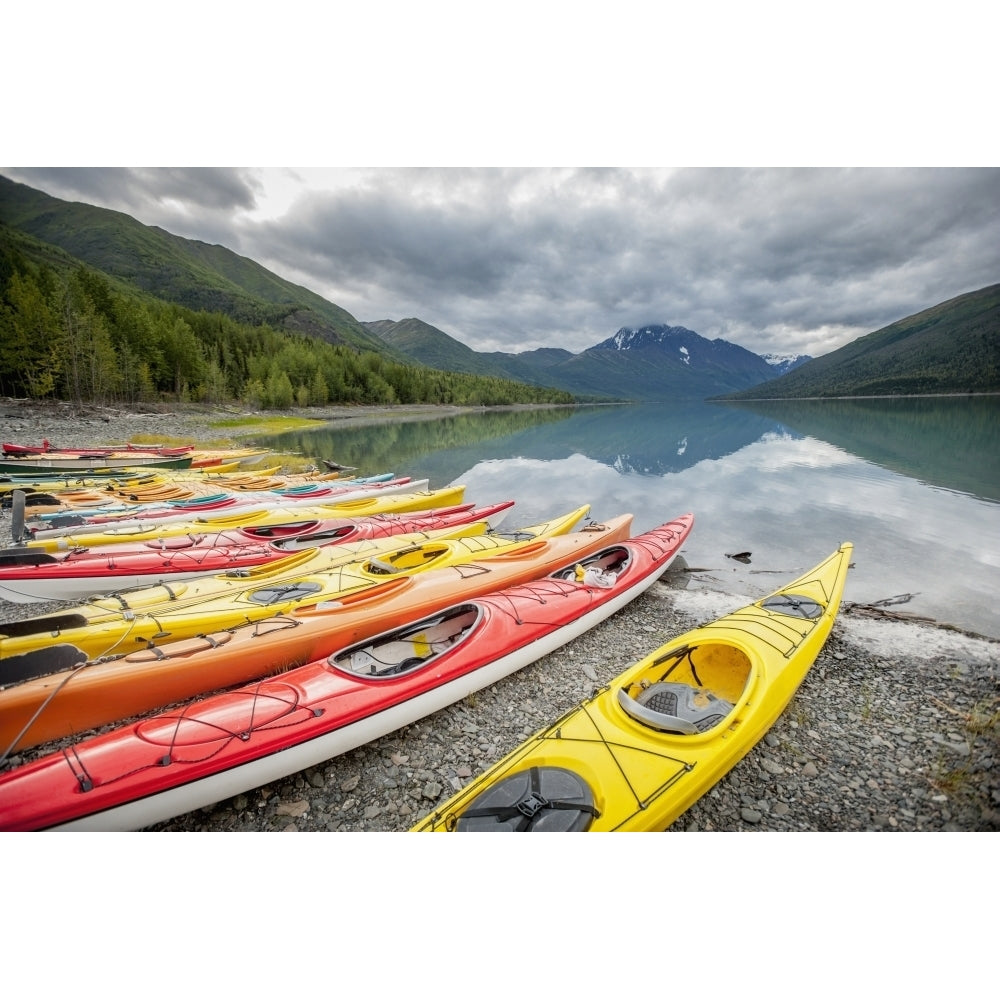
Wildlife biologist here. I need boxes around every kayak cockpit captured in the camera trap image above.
[617,641,753,735]
[363,543,452,576]
[329,604,482,678]
[270,525,358,551]
[551,544,632,582]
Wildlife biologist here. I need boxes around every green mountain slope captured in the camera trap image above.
[720,283,1000,398]
[363,317,505,376]
[367,317,783,400]
[363,318,595,395]
[0,174,399,358]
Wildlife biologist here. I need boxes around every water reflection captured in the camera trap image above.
[725,396,1000,503]
[254,399,1000,637]
[260,402,790,483]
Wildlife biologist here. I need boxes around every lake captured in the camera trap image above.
[256,396,1000,640]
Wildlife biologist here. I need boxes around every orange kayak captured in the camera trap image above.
[0,513,637,753]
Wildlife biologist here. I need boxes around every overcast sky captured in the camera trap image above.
[6,166,997,360]
[5,8,997,361]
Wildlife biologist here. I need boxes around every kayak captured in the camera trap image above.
[0,514,694,831]
[0,516,497,672]
[31,499,508,553]
[25,468,390,515]
[6,465,353,515]
[0,461,276,501]
[15,483,463,552]
[186,448,273,469]
[0,454,195,475]
[0,500,515,604]
[0,505,594,730]
[0,512,638,755]
[18,476,420,542]
[3,440,194,458]
[411,542,853,832]
[2,441,271,471]
[17,473,409,533]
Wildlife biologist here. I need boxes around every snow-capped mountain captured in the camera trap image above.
[369,319,818,401]
[760,352,813,376]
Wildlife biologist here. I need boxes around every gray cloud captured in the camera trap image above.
[4,166,998,358]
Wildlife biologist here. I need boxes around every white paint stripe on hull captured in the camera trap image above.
[0,568,233,605]
[51,565,663,831]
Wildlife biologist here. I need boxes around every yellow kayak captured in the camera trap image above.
[411,542,853,832]
[0,505,592,670]
[19,486,466,552]
[20,466,353,513]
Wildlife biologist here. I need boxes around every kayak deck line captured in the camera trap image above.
[412,542,853,832]
[0,515,695,831]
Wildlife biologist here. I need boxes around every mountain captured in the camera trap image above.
[366,319,802,400]
[5,173,991,402]
[0,174,399,359]
[720,283,1000,399]
[761,353,813,376]
[363,317,507,378]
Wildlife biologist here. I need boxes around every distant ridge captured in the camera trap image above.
[719,283,1000,399]
[366,319,813,401]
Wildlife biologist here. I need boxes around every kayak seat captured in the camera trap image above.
[367,557,401,574]
[617,682,734,734]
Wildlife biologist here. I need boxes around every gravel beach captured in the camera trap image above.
[1,397,997,833]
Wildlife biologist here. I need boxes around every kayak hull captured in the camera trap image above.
[0,455,194,474]
[0,501,515,604]
[21,479,432,548]
[0,506,605,746]
[0,514,693,831]
[22,472,402,524]
[411,542,853,832]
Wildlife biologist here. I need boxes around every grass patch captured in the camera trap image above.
[964,698,1000,738]
[860,682,875,720]
[208,416,326,436]
[130,431,258,450]
[790,702,811,728]
[272,453,329,474]
[931,694,1000,740]
[930,755,974,796]
[129,432,198,447]
[927,695,998,801]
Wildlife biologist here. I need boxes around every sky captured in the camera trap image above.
[4,7,998,362]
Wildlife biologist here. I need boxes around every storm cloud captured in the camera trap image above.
[5,166,998,359]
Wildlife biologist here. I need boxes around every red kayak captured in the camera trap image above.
[0,501,516,604]
[22,476,417,534]
[0,514,693,831]
[3,440,194,459]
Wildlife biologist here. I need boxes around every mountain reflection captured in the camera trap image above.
[725,396,1000,504]
[255,402,791,483]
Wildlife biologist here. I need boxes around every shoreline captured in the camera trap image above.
[1,399,997,832]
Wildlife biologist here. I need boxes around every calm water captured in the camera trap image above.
[257,397,1000,639]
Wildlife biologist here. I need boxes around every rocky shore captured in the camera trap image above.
[1,398,997,833]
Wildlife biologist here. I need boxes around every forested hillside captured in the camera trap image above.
[0,175,390,356]
[720,283,1000,398]
[0,224,574,409]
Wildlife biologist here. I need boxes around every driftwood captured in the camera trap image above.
[843,592,934,621]
[842,594,1000,642]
